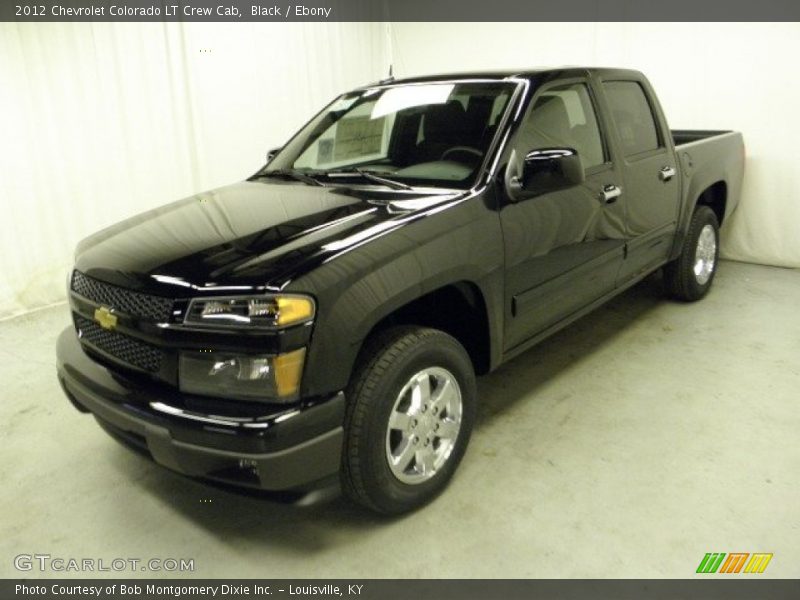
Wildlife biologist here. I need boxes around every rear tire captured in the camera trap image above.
[664,205,720,302]
[341,326,476,515]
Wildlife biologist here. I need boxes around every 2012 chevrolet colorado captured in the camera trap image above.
[57,68,745,514]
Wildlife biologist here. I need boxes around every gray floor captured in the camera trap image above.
[1,261,798,579]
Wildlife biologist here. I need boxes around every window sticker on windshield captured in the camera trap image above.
[317,138,334,164]
[333,116,385,160]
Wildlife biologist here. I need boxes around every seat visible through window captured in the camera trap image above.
[516,84,605,170]
[416,101,468,162]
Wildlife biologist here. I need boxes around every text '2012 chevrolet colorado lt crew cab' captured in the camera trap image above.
[57,68,744,514]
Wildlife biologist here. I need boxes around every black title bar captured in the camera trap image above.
[4,579,800,600]
[3,0,800,22]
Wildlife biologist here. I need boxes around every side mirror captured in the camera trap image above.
[266,146,282,163]
[505,147,585,201]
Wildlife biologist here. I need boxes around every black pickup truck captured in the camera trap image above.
[57,68,744,514]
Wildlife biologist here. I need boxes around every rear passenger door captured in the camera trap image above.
[500,79,627,352]
[598,78,681,283]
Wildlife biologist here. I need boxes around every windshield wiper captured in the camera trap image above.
[325,168,413,190]
[256,169,323,187]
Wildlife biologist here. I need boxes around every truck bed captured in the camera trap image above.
[670,129,744,228]
[672,129,733,147]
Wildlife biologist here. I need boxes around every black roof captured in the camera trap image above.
[392,68,574,83]
[363,67,644,88]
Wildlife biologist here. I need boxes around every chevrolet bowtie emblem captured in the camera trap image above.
[94,306,118,330]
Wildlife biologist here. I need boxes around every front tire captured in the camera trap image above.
[664,205,720,301]
[341,326,476,514]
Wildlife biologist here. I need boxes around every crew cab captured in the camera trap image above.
[57,68,744,514]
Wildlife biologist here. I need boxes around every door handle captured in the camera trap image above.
[659,166,676,182]
[600,184,622,204]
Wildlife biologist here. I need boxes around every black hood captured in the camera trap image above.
[74,180,460,297]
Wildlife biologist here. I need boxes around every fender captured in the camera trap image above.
[288,193,505,398]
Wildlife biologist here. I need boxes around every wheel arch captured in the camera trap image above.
[297,262,503,399]
[356,280,494,377]
[695,180,727,226]
[672,179,728,261]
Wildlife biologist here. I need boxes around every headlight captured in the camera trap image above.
[184,294,315,329]
[179,348,306,402]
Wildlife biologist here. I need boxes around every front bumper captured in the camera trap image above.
[56,327,344,491]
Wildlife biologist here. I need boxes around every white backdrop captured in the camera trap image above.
[0,22,388,319]
[390,22,800,271]
[2,22,798,320]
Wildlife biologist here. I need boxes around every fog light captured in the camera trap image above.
[179,348,306,402]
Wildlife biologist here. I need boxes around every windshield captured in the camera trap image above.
[264,81,516,189]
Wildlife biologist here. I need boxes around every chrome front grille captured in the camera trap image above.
[74,315,164,373]
[71,271,173,322]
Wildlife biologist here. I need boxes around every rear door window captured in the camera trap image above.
[602,81,661,157]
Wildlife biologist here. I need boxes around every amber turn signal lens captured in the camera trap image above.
[275,297,315,327]
[273,347,306,398]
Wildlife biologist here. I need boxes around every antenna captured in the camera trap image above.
[378,64,395,85]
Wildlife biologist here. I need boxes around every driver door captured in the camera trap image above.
[500,79,627,352]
